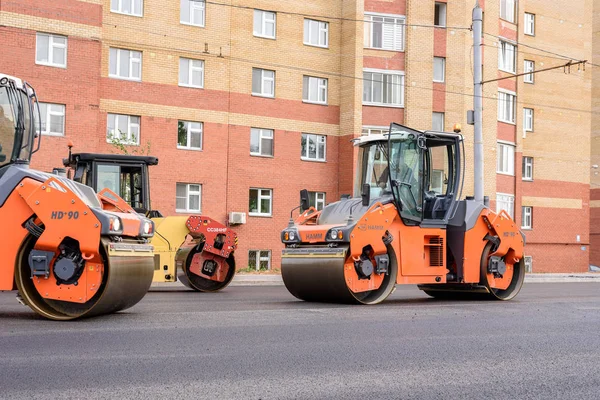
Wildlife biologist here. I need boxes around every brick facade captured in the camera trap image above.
[0,0,593,272]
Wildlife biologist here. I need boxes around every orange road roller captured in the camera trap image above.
[281,123,525,304]
[0,74,155,320]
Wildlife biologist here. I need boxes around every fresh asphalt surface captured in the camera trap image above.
[1,283,599,400]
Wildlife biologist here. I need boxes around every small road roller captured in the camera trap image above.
[0,74,155,320]
[62,152,237,292]
[281,123,525,304]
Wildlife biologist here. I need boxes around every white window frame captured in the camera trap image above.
[498,90,516,124]
[521,206,532,229]
[38,103,66,136]
[301,133,327,162]
[249,188,273,217]
[177,120,203,150]
[248,250,271,271]
[180,0,205,27]
[250,128,274,157]
[362,68,405,108]
[434,2,447,27]
[432,112,445,131]
[522,156,533,181]
[524,60,534,84]
[253,10,276,39]
[524,256,533,272]
[110,0,143,17]
[304,19,329,48]
[500,0,516,23]
[524,13,535,36]
[523,108,534,132]
[303,76,328,105]
[433,57,446,83]
[179,58,204,88]
[252,68,275,98]
[35,33,67,68]
[364,13,406,51]
[498,40,516,74]
[106,113,140,145]
[362,126,388,136]
[310,191,326,211]
[176,183,202,213]
[496,193,515,219]
[109,48,142,81]
[496,141,515,176]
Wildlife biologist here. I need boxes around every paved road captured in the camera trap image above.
[1,283,599,399]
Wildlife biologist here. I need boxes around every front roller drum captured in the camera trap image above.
[281,245,397,305]
[176,244,236,292]
[15,236,154,320]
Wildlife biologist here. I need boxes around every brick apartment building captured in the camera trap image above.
[0,0,592,272]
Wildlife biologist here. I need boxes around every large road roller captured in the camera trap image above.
[61,152,237,292]
[281,123,525,304]
[0,74,155,320]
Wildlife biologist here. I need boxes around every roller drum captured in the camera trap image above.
[15,237,154,320]
[176,245,236,292]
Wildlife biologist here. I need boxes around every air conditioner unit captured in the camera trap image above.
[229,212,246,225]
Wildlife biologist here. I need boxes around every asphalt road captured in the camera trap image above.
[1,283,599,400]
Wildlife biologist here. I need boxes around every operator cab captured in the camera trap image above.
[355,123,463,226]
[0,74,39,175]
[65,153,160,216]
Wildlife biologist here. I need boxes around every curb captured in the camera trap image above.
[150,273,600,289]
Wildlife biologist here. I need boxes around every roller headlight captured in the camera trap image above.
[109,216,122,233]
[282,229,300,244]
[140,219,154,238]
[326,227,346,242]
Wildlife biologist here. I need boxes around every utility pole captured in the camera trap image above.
[472,1,484,203]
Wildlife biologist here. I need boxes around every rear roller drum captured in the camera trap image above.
[15,235,154,320]
[480,242,525,300]
[178,244,236,292]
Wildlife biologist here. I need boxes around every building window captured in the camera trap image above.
[250,128,274,157]
[498,41,516,73]
[523,108,534,132]
[433,57,446,82]
[524,13,535,35]
[521,206,533,229]
[432,112,445,131]
[36,33,67,68]
[38,103,65,136]
[252,68,275,97]
[302,191,326,211]
[522,156,533,181]
[301,133,326,162]
[500,0,515,23]
[498,91,516,124]
[497,142,515,175]
[524,256,533,272]
[524,60,535,84]
[109,48,142,81]
[249,188,272,216]
[363,70,404,107]
[179,58,204,88]
[362,126,388,136]
[496,193,515,219]
[176,183,201,213]
[107,113,140,145]
[364,14,405,51]
[434,2,447,27]
[180,0,205,27]
[110,0,143,17]
[177,121,203,150]
[303,76,328,104]
[253,10,276,39]
[304,19,329,48]
[248,250,271,271]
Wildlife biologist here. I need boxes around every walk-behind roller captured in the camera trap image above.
[62,153,238,292]
[281,123,525,304]
[0,74,155,320]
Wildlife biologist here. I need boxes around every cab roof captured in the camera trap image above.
[67,153,159,167]
[352,123,462,147]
